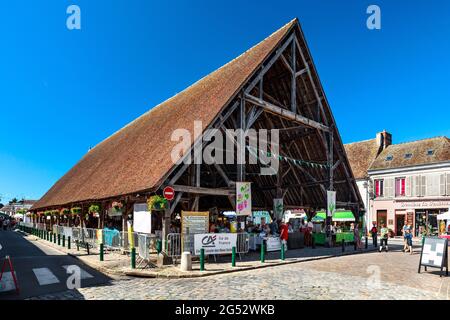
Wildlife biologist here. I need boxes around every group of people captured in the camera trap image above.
[370,223,390,252]
[0,216,18,230]
[370,222,414,253]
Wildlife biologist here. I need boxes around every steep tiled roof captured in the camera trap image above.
[33,19,297,210]
[369,136,450,171]
[344,139,381,179]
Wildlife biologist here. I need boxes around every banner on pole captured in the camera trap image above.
[327,191,336,217]
[273,198,284,220]
[236,182,252,216]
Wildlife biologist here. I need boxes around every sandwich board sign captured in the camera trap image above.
[418,236,448,276]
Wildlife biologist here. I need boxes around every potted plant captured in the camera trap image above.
[88,204,101,218]
[71,207,82,216]
[111,201,123,213]
[147,195,168,211]
[60,208,69,218]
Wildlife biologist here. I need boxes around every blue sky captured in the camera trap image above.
[0,0,449,202]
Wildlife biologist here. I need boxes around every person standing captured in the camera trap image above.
[279,221,289,251]
[370,222,378,247]
[379,224,389,252]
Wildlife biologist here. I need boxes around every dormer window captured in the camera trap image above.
[385,155,393,161]
[404,153,412,159]
[427,149,434,156]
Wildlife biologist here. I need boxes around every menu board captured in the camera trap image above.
[418,237,448,275]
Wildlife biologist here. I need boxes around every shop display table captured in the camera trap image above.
[336,232,354,243]
[313,232,326,245]
[287,231,304,249]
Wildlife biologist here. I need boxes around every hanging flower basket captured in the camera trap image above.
[60,208,70,216]
[71,207,82,216]
[88,204,101,215]
[111,201,123,213]
[147,195,168,211]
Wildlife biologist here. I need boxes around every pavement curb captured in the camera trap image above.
[21,231,379,279]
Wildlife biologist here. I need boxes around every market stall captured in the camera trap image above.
[311,210,356,245]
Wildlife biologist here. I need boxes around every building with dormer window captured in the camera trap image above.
[346,132,450,237]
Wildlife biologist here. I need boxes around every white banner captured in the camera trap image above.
[327,190,336,217]
[133,203,152,234]
[273,198,284,220]
[194,233,237,255]
[236,182,252,216]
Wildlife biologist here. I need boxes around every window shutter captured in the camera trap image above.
[439,174,446,196]
[447,173,450,196]
[406,176,412,197]
[421,175,426,196]
[386,178,394,198]
[414,176,420,197]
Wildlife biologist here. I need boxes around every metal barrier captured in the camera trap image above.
[166,233,181,258]
[36,223,47,231]
[236,232,250,254]
[165,232,250,258]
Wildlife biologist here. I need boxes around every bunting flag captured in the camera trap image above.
[246,146,329,169]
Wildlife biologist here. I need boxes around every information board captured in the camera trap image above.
[181,211,209,235]
[418,236,448,276]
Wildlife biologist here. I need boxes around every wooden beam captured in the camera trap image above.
[245,94,330,132]
[244,33,295,94]
[291,40,296,113]
[172,185,235,196]
[280,54,293,75]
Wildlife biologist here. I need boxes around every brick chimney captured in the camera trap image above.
[376,130,392,151]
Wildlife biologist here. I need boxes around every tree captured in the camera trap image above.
[9,197,18,205]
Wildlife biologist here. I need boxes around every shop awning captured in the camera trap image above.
[437,210,450,220]
[332,210,355,222]
[312,211,326,222]
[313,210,355,222]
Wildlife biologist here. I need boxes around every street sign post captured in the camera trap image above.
[163,186,175,201]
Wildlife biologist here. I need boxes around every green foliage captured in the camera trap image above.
[88,204,101,214]
[147,195,168,211]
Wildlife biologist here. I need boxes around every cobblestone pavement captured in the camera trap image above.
[29,248,450,300]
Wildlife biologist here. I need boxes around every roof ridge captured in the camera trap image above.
[389,135,448,146]
[344,138,376,146]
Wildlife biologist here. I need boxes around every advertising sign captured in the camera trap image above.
[194,233,237,255]
[327,191,336,217]
[236,182,252,216]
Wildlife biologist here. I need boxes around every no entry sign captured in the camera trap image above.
[163,186,175,201]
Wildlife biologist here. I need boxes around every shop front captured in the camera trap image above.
[372,199,450,237]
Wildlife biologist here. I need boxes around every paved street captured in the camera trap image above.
[0,230,114,300]
[26,242,450,300]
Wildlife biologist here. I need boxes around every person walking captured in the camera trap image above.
[354,223,362,249]
[370,222,378,247]
[379,224,389,252]
[402,222,409,252]
[404,228,413,254]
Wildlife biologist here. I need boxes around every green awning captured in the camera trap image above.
[312,211,326,222]
[313,210,355,222]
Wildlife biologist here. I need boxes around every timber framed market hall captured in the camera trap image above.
[31,18,364,252]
